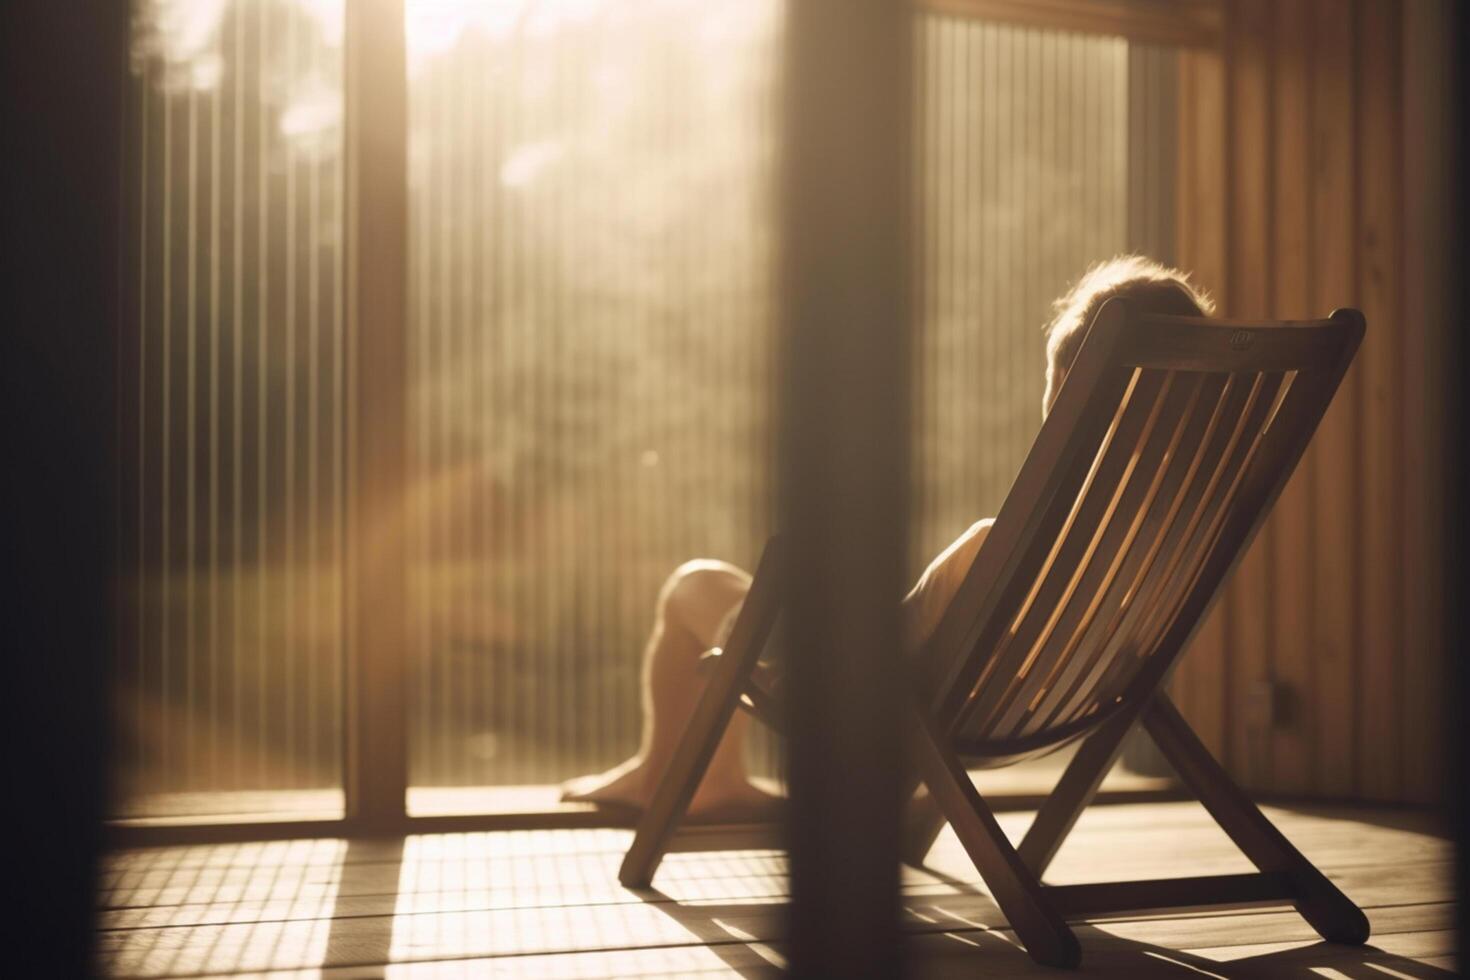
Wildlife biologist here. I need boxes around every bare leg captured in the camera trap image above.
[561,560,782,819]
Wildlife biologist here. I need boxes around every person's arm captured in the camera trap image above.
[902,519,993,652]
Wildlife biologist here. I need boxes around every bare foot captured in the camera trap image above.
[560,756,649,810]
[561,758,784,822]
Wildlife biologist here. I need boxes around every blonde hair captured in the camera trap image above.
[1043,255,1215,415]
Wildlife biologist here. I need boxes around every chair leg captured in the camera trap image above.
[900,783,947,867]
[1017,707,1136,876]
[617,637,768,888]
[618,540,787,889]
[913,711,1081,968]
[1142,695,1370,945]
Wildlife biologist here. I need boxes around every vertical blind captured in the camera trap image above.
[404,0,783,800]
[403,5,1176,798]
[119,0,347,819]
[117,0,1175,816]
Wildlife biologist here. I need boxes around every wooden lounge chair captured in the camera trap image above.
[616,299,1370,968]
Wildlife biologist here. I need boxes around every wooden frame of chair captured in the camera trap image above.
[617,299,1370,968]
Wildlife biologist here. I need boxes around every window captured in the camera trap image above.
[116,0,1185,827]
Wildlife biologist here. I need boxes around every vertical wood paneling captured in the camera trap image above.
[1222,0,1273,788]
[1398,0,1452,806]
[1173,0,1443,805]
[1353,0,1404,802]
[1265,0,1315,795]
[1305,0,1360,799]
[1170,44,1227,757]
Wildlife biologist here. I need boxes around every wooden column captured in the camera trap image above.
[781,1,912,974]
[2,1,128,971]
[342,0,409,832]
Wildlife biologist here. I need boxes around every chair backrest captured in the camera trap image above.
[914,299,1364,764]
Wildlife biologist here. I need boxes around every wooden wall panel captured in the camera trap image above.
[1265,0,1316,795]
[1398,0,1452,806]
[1305,0,1360,799]
[1172,0,1443,804]
[1222,0,1273,787]
[1171,45,1229,761]
[1353,0,1405,803]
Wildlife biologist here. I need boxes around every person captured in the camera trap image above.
[561,255,1215,820]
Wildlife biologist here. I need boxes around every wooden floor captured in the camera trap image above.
[101,801,1455,978]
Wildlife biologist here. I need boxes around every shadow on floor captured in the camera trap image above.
[628,882,1455,978]
[324,838,404,973]
[919,923,1458,978]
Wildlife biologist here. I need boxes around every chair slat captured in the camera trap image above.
[1013,371,1232,737]
[1078,370,1299,717]
[982,372,1209,741]
[919,359,1138,721]
[958,371,1176,740]
[1051,371,1289,730]
[936,366,1145,724]
[953,369,1163,735]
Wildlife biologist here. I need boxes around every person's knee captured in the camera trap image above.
[659,560,750,649]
